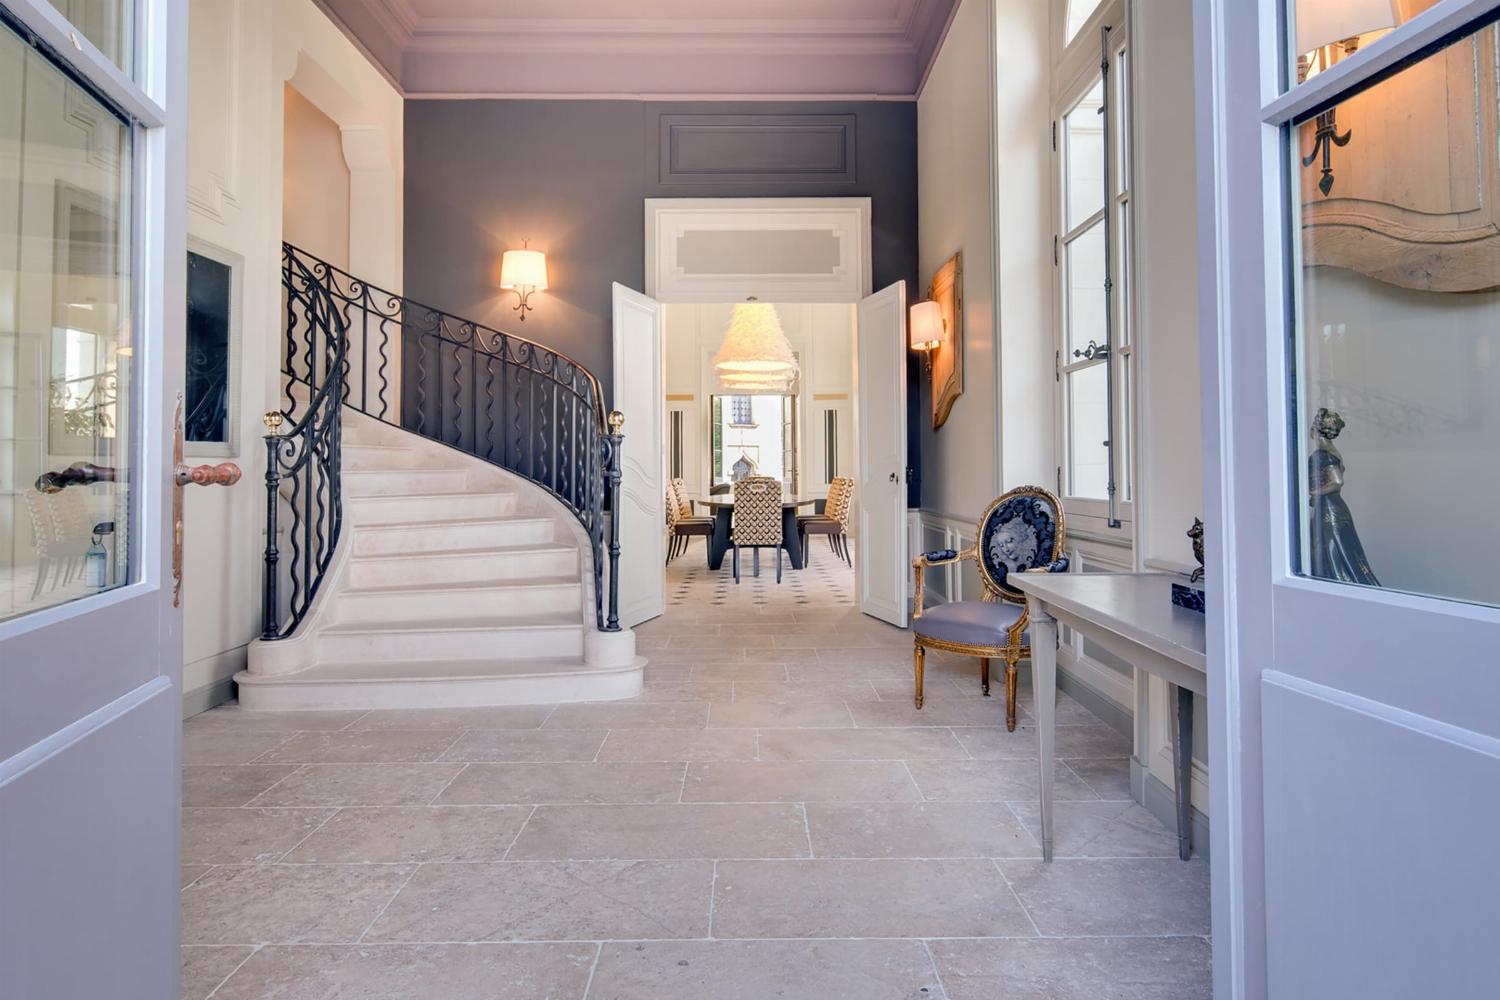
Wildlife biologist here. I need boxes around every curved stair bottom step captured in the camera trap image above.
[233,656,645,711]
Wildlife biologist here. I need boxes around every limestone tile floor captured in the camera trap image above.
[182,557,1210,998]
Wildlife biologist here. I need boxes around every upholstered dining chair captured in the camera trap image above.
[731,475,784,583]
[799,476,854,566]
[666,477,713,564]
[910,485,1069,731]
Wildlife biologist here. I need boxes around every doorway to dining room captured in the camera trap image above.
[663,301,859,608]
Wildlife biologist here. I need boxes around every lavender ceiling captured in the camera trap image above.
[313,0,959,97]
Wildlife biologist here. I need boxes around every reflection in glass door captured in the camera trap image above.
[1,20,134,622]
[1290,15,1500,609]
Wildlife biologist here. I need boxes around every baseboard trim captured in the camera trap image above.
[182,676,236,720]
[1132,756,1211,860]
[1056,663,1134,738]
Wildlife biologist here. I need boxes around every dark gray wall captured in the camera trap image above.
[403,99,921,503]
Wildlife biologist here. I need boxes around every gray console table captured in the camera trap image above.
[1011,572,1208,862]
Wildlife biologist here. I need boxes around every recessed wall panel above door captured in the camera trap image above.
[658,114,858,186]
[646,198,873,303]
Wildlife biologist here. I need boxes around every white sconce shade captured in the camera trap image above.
[1296,0,1398,55]
[500,248,549,292]
[909,300,944,352]
[712,302,798,376]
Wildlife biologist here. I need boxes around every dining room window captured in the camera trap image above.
[711,394,796,489]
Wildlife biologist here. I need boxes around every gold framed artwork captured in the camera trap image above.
[928,251,964,430]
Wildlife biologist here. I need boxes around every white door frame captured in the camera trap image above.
[1195,1,1500,996]
[642,197,893,608]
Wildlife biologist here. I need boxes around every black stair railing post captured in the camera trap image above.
[261,411,284,639]
[605,410,625,632]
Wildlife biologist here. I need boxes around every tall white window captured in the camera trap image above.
[1054,3,1133,536]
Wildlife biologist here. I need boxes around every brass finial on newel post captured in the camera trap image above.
[263,410,284,435]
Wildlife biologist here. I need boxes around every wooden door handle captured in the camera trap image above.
[174,462,242,487]
[172,394,241,607]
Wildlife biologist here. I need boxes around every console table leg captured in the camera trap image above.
[1030,600,1058,863]
[1171,683,1194,860]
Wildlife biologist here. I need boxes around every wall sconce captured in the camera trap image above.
[500,239,548,321]
[1296,0,1398,196]
[909,299,944,374]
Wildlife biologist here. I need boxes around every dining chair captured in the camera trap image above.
[910,485,1069,731]
[666,478,713,564]
[731,475,784,583]
[799,476,854,566]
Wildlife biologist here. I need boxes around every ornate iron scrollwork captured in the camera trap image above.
[264,244,620,638]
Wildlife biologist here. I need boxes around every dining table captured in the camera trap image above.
[690,494,822,571]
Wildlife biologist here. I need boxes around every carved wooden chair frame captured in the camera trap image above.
[911,485,1068,731]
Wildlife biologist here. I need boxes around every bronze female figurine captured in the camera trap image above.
[1308,408,1379,586]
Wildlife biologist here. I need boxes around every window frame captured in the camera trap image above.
[1052,0,1135,541]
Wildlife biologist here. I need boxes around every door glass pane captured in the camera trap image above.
[1065,220,1106,357]
[185,251,232,444]
[1291,18,1500,607]
[1,24,135,623]
[1068,363,1109,499]
[39,0,134,76]
[1286,0,1404,91]
[1064,79,1105,230]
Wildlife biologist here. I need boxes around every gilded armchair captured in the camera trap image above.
[911,485,1069,731]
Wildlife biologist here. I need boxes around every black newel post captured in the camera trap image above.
[605,410,625,632]
[261,411,284,639]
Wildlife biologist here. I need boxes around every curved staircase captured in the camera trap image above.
[236,246,640,710]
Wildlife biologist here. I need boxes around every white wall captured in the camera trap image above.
[282,83,351,270]
[1132,0,1204,575]
[917,0,1000,522]
[995,0,1057,492]
[182,0,403,710]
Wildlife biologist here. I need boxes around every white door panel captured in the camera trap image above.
[1199,1,1500,994]
[612,283,665,627]
[0,2,190,995]
[855,281,908,627]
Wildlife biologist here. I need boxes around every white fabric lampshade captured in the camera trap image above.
[909,300,944,352]
[500,248,548,291]
[718,371,791,393]
[712,302,798,376]
[1296,0,1398,55]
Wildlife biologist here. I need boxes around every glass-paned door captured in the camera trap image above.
[0,0,189,995]
[1206,0,1500,995]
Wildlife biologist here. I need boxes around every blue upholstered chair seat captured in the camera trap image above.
[913,601,1028,648]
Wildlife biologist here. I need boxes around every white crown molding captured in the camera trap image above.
[316,0,958,98]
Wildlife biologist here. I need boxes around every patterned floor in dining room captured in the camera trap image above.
[181,548,1211,999]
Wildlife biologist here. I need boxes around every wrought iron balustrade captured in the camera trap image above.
[262,242,623,638]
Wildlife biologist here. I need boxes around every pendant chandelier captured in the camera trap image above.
[713,299,798,393]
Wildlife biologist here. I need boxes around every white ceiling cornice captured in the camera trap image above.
[315,0,959,98]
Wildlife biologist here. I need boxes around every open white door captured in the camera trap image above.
[0,2,192,996]
[1201,2,1500,996]
[854,281,909,627]
[611,283,665,627]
